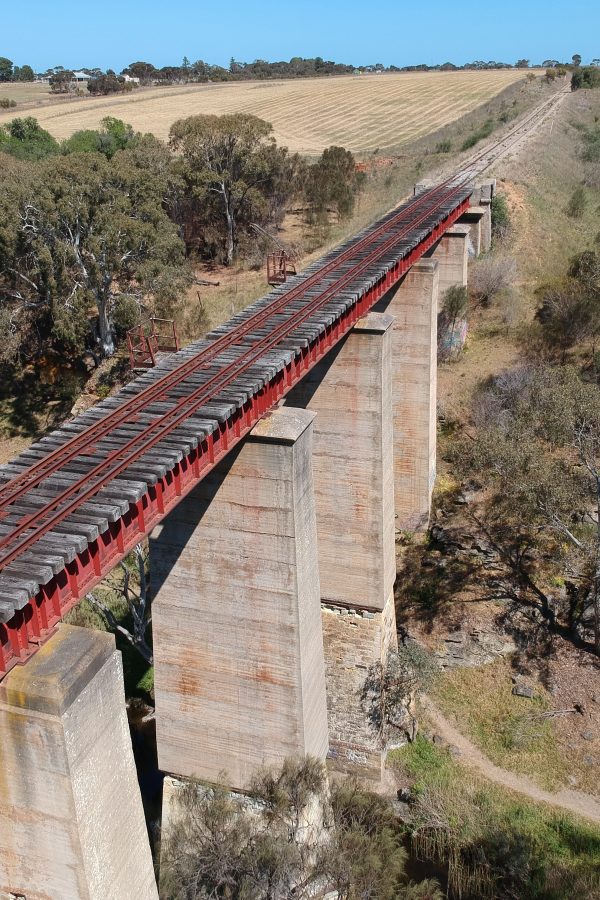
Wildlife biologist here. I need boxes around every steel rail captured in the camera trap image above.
[458,83,569,179]
[0,181,470,570]
[0,83,567,517]
[3,78,551,541]
[0,180,457,513]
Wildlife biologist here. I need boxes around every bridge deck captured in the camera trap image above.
[0,179,471,676]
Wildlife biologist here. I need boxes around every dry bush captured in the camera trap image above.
[469,255,517,305]
[498,288,523,328]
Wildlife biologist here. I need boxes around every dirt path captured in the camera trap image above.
[420,695,600,825]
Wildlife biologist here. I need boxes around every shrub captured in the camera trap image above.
[491,192,511,239]
[0,97,16,109]
[567,185,587,218]
[461,133,479,151]
[460,118,495,152]
[470,255,517,305]
[435,139,452,153]
[160,757,440,899]
[0,116,60,160]
[438,285,468,359]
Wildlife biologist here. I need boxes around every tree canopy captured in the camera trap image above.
[160,756,442,900]
[464,365,600,653]
[0,138,189,360]
[170,113,301,264]
[0,117,60,160]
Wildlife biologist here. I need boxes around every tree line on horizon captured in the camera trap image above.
[3,52,599,96]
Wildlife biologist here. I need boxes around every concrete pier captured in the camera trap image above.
[321,592,397,781]
[150,407,328,791]
[285,312,396,613]
[425,223,470,303]
[375,260,440,531]
[0,625,157,900]
[479,197,492,252]
[459,206,487,257]
[285,313,398,781]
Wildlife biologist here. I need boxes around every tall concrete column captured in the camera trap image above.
[480,197,492,252]
[286,312,396,614]
[459,207,486,257]
[0,624,157,900]
[425,223,470,303]
[285,313,397,782]
[150,407,328,791]
[375,260,439,532]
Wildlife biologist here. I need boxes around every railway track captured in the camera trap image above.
[0,85,566,673]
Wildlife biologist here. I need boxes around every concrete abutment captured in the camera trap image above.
[0,624,157,900]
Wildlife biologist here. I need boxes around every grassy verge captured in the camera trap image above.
[390,737,600,899]
[430,660,569,790]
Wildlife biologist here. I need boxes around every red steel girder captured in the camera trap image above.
[0,192,470,678]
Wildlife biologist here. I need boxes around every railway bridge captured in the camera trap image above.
[0,172,494,898]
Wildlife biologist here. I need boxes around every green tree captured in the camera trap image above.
[573,53,583,67]
[49,69,74,93]
[160,757,442,899]
[0,117,60,160]
[62,118,136,158]
[123,61,156,82]
[13,64,35,82]
[170,113,300,265]
[0,140,188,358]
[304,145,365,221]
[464,366,600,654]
[0,57,13,81]
[87,73,124,95]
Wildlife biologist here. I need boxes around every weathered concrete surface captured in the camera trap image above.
[150,407,328,791]
[459,206,486,257]
[375,260,440,531]
[285,313,396,612]
[424,223,470,303]
[322,592,397,782]
[0,624,157,900]
[479,197,492,252]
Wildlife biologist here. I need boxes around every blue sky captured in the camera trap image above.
[4,0,599,72]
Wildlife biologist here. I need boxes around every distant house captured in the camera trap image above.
[121,74,140,84]
[72,71,91,83]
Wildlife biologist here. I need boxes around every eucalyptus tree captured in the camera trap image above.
[170,113,301,264]
[0,135,189,360]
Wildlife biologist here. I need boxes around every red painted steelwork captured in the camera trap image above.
[0,185,467,562]
[126,318,179,369]
[0,193,469,677]
[0,182,458,518]
[267,250,296,285]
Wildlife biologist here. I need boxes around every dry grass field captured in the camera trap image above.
[0,82,52,104]
[0,70,531,155]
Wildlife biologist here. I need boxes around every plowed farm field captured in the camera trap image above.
[0,70,532,155]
